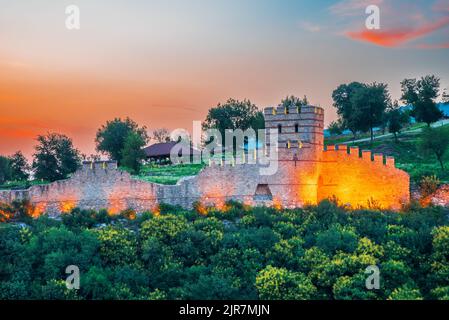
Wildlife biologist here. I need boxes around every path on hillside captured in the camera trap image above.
[339,119,449,145]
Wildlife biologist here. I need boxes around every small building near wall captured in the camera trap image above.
[143,142,201,164]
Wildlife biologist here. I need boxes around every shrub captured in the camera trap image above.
[420,175,440,197]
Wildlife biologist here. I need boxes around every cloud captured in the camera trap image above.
[433,0,449,12]
[301,21,322,32]
[346,16,449,47]
[329,0,384,16]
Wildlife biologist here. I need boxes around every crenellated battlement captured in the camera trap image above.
[323,145,398,167]
[264,105,324,116]
[82,160,118,171]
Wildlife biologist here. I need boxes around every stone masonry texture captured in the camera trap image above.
[0,105,410,215]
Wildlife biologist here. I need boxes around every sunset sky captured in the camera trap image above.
[1,0,449,158]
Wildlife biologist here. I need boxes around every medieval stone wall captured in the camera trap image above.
[0,104,411,214]
[318,145,410,210]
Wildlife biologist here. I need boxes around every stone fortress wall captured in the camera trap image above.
[0,105,410,215]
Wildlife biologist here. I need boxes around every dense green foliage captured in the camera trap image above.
[33,133,81,182]
[0,156,12,185]
[95,117,149,165]
[386,102,410,142]
[1,201,448,300]
[202,98,265,139]
[332,82,365,138]
[121,132,147,174]
[350,82,390,144]
[401,75,443,126]
[420,127,449,171]
[0,151,30,186]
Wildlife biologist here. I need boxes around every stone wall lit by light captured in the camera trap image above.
[0,105,410,215]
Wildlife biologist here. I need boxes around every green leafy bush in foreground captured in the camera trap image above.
[0,200,448,300]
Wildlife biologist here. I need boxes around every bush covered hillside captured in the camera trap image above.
[1,201,449,300]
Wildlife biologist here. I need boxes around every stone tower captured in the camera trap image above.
[263,104,324,160]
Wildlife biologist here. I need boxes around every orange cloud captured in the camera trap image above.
[346,16,449,47]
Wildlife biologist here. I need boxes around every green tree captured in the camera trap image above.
[328,119,345,136]
[8,151,30,181]
[32,133,81,182]
[431,226,449,287]
[95,226,138,266]
[315,224,358,255]
[95,118,148,164]
[419,127,449,170]
[401,75,443,126]
[351,82,391,144]
[256,265,317,300]
[333,273,377,300]
[140,214,188,244]
[388,284,423,300]
[202,98,264,139]
[40,279,79,300]
[381,260,413,296]
[121,132,147,174]
[0,155,12,184]
[387,101,410,142]
[332,82,365,140]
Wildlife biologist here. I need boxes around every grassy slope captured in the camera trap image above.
[135,163,205,185]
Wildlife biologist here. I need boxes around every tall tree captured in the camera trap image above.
[8,151,30,181]
[32,133,81,182]
[121,132,147,174]
[387,101,410,142]
[351,83,391,144]
[328,119,344,136]
[401,75,443,126]
[332,82,365,140]
[202,98,265,139]
[95,118,148,164]
[152,128,171,143]
[0,156,12,185]
[420,126,449,170]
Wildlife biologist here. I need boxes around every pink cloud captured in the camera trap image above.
[346,16,449,47]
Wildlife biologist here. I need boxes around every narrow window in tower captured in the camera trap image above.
[285,107,289,114]
[295,124,299,133]
[278,124,282,134]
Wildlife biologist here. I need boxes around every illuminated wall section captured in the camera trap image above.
[318,145,410,210]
